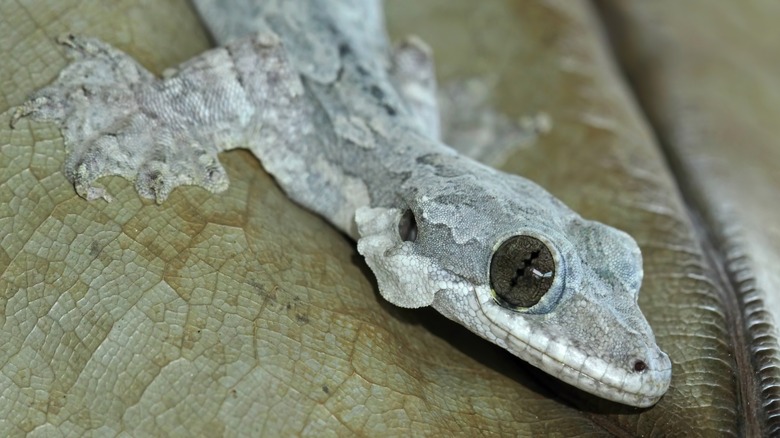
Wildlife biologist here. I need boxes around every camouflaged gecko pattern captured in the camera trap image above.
[12,0,671,406]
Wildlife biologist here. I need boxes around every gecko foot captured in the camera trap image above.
[12,34,231,203]
[390,36,440,139]
[437,77,552,167]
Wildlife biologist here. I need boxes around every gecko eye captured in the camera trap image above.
[490,235,555,309]
[398,209,417,242]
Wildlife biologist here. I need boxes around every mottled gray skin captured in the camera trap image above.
[12,0,671,406]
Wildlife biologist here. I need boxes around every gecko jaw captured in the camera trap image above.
[503,326,671,407]
[476,291,671,408]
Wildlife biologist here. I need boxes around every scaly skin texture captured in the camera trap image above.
[11,0,671,406]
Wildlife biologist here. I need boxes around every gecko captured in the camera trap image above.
[11,0,671,407]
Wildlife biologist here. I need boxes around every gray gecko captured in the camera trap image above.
[11,0,672,407]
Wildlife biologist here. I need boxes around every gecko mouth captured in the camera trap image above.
[474,298,672,407]
[501,323,672,407]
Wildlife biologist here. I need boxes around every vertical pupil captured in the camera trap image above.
[508,249,542,287]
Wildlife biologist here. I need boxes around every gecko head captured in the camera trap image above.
[355,154,671,407]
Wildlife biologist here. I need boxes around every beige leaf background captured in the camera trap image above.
[1,0,778,436]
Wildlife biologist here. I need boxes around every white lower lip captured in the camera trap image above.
[474,290,670,406]
[504,332,670,406]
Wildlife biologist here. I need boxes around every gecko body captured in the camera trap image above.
[13,0,671,407]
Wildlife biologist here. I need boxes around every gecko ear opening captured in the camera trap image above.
[397,208,418,242]
[355,206,438,308]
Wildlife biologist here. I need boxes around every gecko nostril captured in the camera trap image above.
[632,360,648,373]
[398,209,417,242]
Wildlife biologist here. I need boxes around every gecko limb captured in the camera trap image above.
[389,36,441,140]
[12,33,305,203]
